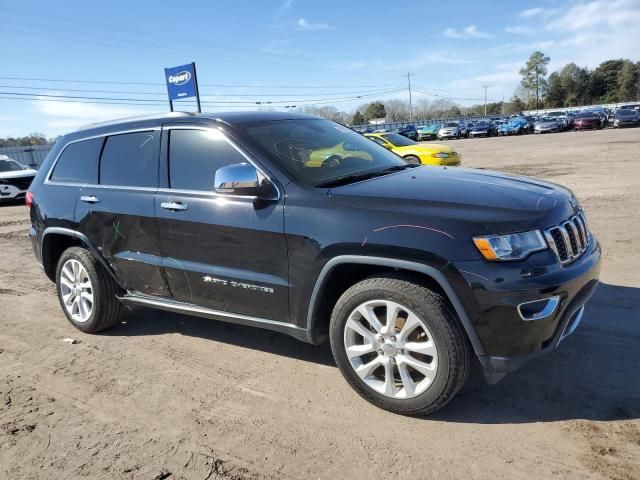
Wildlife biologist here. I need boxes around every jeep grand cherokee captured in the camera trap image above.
[27,112,600,415]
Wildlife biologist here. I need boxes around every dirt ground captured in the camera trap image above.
[1,128,639,479]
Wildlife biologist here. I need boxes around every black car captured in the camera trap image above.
[394,124,418,140]
[467,120,497,138]
[613,108,640,128]
[28,112,600,416]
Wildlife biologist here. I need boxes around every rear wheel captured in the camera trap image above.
[329,276,470,415]
[56,247,122,333]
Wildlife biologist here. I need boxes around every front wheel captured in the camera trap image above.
[329,276,470,416]
[403,155,421,165]
[56,246,122,333]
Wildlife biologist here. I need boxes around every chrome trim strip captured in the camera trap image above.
[118,294,305,332]
[545,211,590,265]
[544,230,559,259]
[566,220,582,251]
[559,305,585,342]
[517,296,561,321]
[559,224,574,258]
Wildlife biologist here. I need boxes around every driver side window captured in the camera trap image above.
[168,129,247,191]
[369,137,388,147]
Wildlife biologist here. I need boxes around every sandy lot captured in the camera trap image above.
[1,128,639,479]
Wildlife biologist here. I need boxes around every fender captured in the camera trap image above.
[41,227,125,289]
[305,255,486,356]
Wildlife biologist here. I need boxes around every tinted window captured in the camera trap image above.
[169,129,247,191]
[99,131,158,187]
[50,138,102,183]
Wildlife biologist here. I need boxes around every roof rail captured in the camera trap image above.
[75,112,195,131]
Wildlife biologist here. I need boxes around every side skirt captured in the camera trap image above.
[118,293,309,342]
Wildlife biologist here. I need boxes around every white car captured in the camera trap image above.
[0,155,37,202]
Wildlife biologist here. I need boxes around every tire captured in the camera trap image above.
[329,276,470,416]
[403,155,421,165]
[55,246,122,333]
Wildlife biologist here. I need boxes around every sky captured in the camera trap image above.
[1,0,639,138]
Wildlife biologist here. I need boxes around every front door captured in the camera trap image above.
[155,125,289,322]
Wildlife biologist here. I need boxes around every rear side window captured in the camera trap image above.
[168,129,247,191]
[50,138,102,184]
[99,131,158,187]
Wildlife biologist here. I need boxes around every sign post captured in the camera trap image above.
[164,62,201,113]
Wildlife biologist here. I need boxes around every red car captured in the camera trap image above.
[573,112,602,131]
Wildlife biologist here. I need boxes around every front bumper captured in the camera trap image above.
[449,235,601,383]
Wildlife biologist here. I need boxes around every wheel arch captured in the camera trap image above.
[41,227,122,288]
[305,255,485,356]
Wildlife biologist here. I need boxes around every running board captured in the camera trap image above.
[118,294,309,341]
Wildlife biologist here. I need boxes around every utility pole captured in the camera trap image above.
[535,67,540,114]
[402,72,414,122]
[482,85,490,116]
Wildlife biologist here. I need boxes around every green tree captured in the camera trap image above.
[519,51,550,111]
[503,96,525,114]
[545,72,566,108]
[362,101,386,121]
[617,61,639,102]
[594,59,626,103]
[351,110,365,125]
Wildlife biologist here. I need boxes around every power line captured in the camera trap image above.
[0,76,400,90]
[401,73,414,121]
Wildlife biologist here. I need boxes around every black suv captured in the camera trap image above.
[28,112,600,415]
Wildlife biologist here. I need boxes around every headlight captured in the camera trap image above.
[473,230,547,261]
[432,152,449,158]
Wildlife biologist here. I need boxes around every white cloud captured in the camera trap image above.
[519,7,544,18]
[296,18,333,31]
[270,0,295,30]
[505,25,534,35]
[547,0,640,31]
[33,94,155,135]
[443,25,491,39]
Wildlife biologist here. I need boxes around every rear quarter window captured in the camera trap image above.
[99,131,159,187]
[50,138,103,184]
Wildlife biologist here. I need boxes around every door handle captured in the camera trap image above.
[161,201,188,211]
[80,195,100,203]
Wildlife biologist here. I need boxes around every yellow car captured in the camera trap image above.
[364,132,461,166]
[306,142,372,167]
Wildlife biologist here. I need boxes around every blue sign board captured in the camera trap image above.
[164,63,197,101]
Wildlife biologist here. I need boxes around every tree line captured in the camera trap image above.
[0,133,50,148]
[299,52,639,125]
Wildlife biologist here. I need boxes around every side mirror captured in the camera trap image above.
[214,163,277,199]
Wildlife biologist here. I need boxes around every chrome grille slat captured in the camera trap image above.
[544,211,590,265]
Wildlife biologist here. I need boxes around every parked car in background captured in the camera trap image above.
[0,155,38,202]
[365,133,461,165]
[437,122,462,139]
[573,112,603,131]
[498,117,527,136]
[417,124,441,141]
[394,124,418,141]
[457,121,470,138]
[613,108,640,128]
[468,120,496,138]
[534,117,561,134]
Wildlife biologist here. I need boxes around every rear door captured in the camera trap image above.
[155,124,289,321]
[76,128,168,296]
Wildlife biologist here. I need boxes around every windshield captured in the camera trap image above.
[0,159,26,172]
[616,110,635,116]
[576,113,597,119]
[474,121,490,127]
[444,122,458,127]
[239,119,407,186]
[381,133,415,147]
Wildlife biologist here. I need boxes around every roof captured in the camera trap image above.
[75,110,318,133]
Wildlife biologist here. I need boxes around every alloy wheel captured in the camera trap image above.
[343,299,438,399]
[59,259,94,323]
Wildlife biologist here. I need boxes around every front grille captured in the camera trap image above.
[544,212,590,265]
[3,176,34,190]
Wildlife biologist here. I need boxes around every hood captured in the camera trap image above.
[470,124,490,131]
[0,168,37,179]
[328,166,578,234]
[535,120,557,126]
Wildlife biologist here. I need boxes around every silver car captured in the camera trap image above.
[437,122,461,139]
[534,118,560,134]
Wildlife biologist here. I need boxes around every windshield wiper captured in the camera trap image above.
[315,164,416,188]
